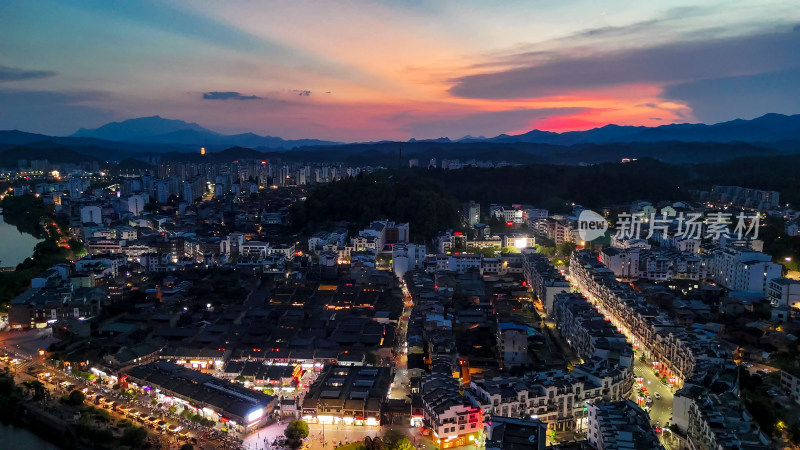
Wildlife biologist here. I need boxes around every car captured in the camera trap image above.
[168,424,182,434]
[654,392,661,399]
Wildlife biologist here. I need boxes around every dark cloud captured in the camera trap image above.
[468,6,718,71]
[663,67,800,123]
[292,90,311,96]
[397,107,590,139]
[0,65,58,82]
[449,27,800,100]
[202,91,261,100]
[0,90,113,135]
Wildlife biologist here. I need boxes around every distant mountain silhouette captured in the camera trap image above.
[70,115,341,149]
[2,113,800,168]
[483,113,800,145]
[0,130,55,146]
[72,115,210,141]
[0,142,103,167]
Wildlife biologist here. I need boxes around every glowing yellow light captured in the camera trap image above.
[201,147,206,155]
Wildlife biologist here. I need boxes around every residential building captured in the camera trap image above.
[421,375,483,449]
[301,365,391,427]
[768,277,800,309]
[496,322,529,369]
[706,247,781,295]
[780,368,800,406]
[485,416,546,450]
[587,400,663,450]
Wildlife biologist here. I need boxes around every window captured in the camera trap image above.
[459,425,464,430]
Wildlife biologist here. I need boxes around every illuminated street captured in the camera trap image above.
[631,354,674,429]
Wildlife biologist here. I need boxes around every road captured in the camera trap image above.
[631,354,673,428]
[389,296,412,401]
[0,327,57,358]
[242,422,432,450]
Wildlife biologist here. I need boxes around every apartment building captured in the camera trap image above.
[600,247,706,281]
[496,321,529,369]
[674,370,771,450]
[421,376,483,449]
[780,368,800,406]
[570,250,727,385]
[467,362,631,433]
[768,277,800,309]
[706,247,781,295]
[523,252,570,314]
[552,292,633,368]
[485,416,546,450]
[587,400,663,450]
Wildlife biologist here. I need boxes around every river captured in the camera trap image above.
[0,422,62,449]
[0,213,43,268]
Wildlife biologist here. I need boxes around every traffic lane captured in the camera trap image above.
[631,357,673,428]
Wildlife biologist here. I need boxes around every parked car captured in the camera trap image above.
[654,392,661,399]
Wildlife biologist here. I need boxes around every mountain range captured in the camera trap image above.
[1,113,799,168]
[4,113,798,150]
[71,116,341,150]
[470,113,800,145]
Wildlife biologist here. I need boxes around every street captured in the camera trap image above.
[630,354,673,429]
[389,295,412,401]
[241,421,434,450]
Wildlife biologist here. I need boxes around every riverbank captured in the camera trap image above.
[0,213,44,268]
[0,420,63,450]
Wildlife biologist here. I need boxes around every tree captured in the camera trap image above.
[556,241,577,258]
[364,436,384,450]
[365,351,380,366]
[535,245,556,256]
[382,429,404,448]
[121,425,148,448]
[390,437,413,450]
[23,379,46,400]
[285,419,310,440]
[68,389,85,406]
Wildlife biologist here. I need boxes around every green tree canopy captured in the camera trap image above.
[68,389,85,406]
[285,419,310,440]
[391,437,414,450]
[121,425,148,448]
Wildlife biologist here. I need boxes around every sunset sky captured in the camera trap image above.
[1,0,799,140]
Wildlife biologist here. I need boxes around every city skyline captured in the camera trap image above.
[1,0,799,140]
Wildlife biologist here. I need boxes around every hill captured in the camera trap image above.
[0,143,103,168]
[481,113,800,145]
[71,115,211,141]
[70,116,341,150]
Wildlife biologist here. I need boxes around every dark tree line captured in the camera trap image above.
[289,172,462,242]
